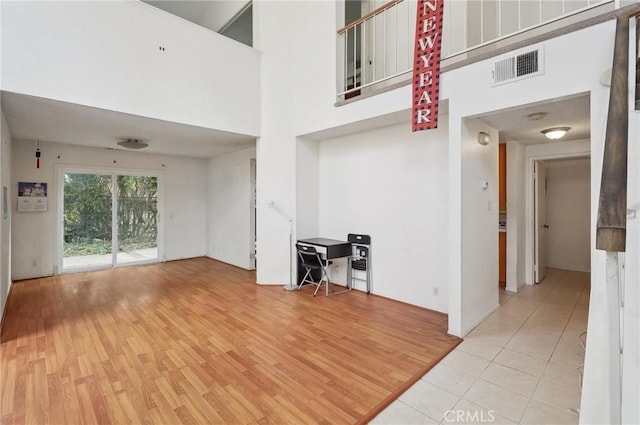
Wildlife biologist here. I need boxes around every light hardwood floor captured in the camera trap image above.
[0,258,460,424]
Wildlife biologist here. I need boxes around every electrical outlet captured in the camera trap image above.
[433,286,439,296]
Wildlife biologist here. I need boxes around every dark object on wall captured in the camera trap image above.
[35,140,41,169]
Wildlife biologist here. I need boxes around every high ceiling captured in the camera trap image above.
[144,1,214,26]
[142,1,249,33]
[1,92,256,159]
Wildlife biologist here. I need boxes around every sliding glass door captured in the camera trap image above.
[62,173,113,270]
[62,170,159,272]
[116,175,158,264]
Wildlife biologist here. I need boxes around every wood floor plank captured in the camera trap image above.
[0,257,460,424]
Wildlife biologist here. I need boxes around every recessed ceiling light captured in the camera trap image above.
[526,112,547,121]
[117,138,149,149]
[541,127,571,140]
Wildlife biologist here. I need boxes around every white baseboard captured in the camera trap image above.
[547,264,590,273]
[461,303,501,337]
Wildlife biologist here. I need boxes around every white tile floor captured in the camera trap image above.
[372,268,589,425]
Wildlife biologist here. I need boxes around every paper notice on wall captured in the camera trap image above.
[18,182,48,212]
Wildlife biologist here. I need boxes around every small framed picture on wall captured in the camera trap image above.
[18,182,48,212]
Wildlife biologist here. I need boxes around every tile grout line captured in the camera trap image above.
[514,269,586,422]
[445,286,548,420]
[391,270,587,424]
[514,270,566,423]
[466,269,581,423]
[451,286,548,423]
[396,398,442,424]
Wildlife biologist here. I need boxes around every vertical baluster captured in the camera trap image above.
[498,0,502,37]
[373,13,377,82]
[363,16,367,86]
[447,0,452,57]
[518,0,521,32]
[395,0,398,75]
[410,0,414,67]
[538,0,542,25]
[383,10,387,80]
[464,0,468,49]
[481,0,484,44]
[354,24,358,88]
[344,29,348,94]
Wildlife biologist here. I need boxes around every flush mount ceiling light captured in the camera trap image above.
[477,132,490,146]
[541,127,571,140]
[117,138,149,150]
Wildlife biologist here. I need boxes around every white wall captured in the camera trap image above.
[1,1,260,137]
[0,108,12,321]
[545,158,590,272]
[445,22,611,337]
[11,140,207,280]
[317,120,449,313]
[459,119,499,332]
[207,146,256,270]
[296,138,319,241]
[255,0,440,286]
[253,1,298,285]
[506,142,526,292]
[621,78,640,425]
[255,0,442,287]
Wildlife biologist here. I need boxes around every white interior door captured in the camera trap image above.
[534,161,547,283]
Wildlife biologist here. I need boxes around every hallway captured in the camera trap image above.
[373,268,589,424]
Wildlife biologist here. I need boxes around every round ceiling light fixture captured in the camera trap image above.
[541,127,571,140]
[117,138,149,150]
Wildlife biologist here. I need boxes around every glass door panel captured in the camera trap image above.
[63,173,113,270]
[116,175,158,264]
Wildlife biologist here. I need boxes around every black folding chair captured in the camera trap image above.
[347,234,371,294]
[296,243,331,297]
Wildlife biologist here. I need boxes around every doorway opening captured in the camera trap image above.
[60,169,160,272]
[533,156,591,283]
[475,93,591,292]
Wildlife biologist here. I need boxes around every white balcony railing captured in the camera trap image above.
[337,0,414,100]
[337,0,615,100]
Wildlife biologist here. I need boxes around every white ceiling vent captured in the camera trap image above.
[492,47,544,86]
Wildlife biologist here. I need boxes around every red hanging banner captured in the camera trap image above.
[412,0,444,132]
